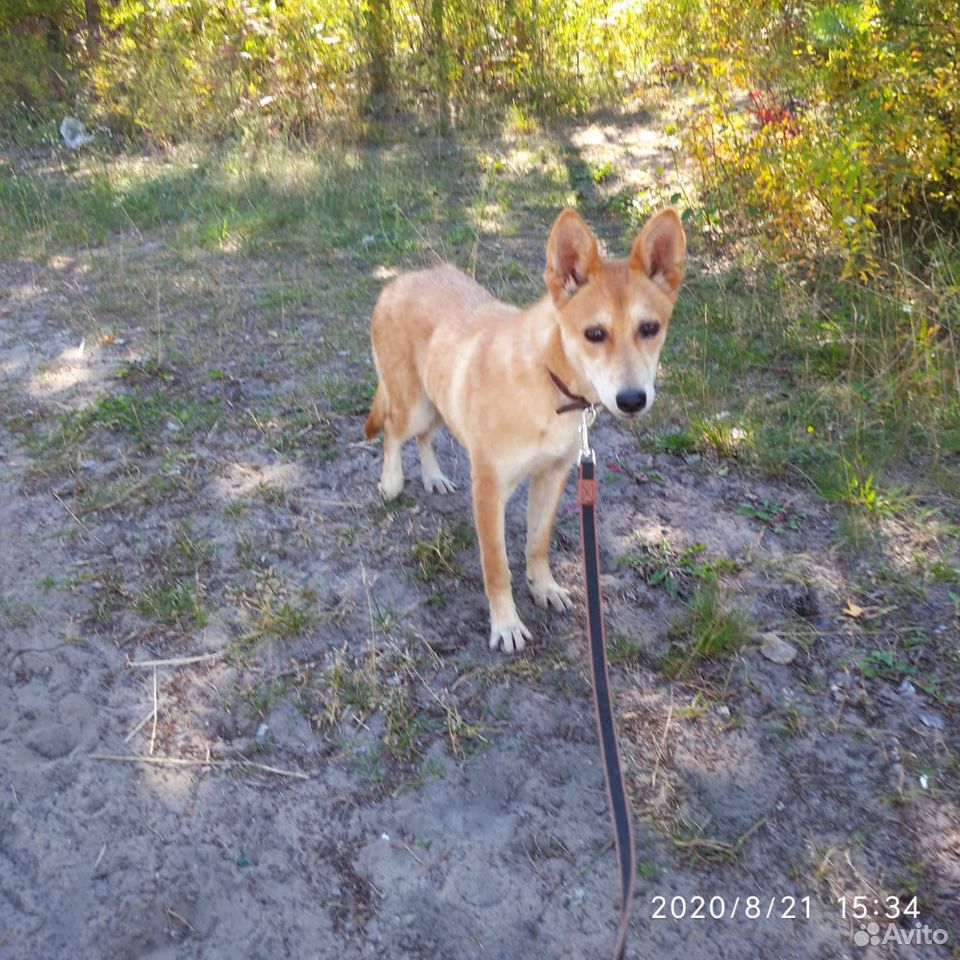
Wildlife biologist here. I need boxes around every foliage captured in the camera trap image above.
[4,0,958,271]
[0,0,653,143]
[671,0,959,270]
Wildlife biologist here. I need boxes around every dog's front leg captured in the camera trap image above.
[525,463,574,613]
[471,461,531,653]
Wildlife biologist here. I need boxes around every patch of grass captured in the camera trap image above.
[317,372,377,417]
[383,686,427,761]
[242,675,294,720]
[409,522,474,582]
[137,578,207,629]
[83,567,128,627]
[661,254,959,522]
[3,600,38,626]
[618,539,738,600]
[308,646,381,727]
[608,634,645,665]
[649,426,700,457]
[835,508,883,559]
[669,813,766,866]
[32,385,219,470]
[771,705,809,739]
[662,582,752,680]
[254,482,290,506]
[230,572,318,655]
[247,404,337,461]
[223,499,249,520]
[738,496,805,534]
[856,648,945,701]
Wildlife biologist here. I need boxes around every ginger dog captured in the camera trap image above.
[364,208,686,652]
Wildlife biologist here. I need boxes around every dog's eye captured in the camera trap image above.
[584,326,607,343]
[638,321,661,338]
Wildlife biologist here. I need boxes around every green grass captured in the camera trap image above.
[661,582,752,680]
[247,404,337,460]
[617,539,738,600]
[228,572,318,658]
[30,385,220,471]
[608,634,645,665]
[137,578,207,629]
[409,522,475,582]
[651,247,960,510]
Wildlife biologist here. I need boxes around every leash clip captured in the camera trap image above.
[578,404,597,464]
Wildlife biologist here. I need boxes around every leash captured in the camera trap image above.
[577,406,636,960]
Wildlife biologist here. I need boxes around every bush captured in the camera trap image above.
[69,0,651,142]
[675,1,959,271]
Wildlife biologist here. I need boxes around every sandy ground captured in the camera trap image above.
[1,126,958,960]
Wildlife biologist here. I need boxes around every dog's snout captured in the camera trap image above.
[615,389,647,414]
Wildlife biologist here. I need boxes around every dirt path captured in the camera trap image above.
[1,119,957,960]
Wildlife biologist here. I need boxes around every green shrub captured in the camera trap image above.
[677,1,959,272]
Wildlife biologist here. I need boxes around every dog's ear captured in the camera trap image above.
[630,208,686,298]
[544,209,601,304]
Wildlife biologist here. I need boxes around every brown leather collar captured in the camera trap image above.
[547,368,591,414]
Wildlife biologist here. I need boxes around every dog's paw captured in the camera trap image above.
[489,620,532,654]
[528,579,574,613]
[423,473,457,495]
[378,474,404,501]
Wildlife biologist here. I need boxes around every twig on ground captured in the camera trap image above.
[89,753,310,780]
[127,651,221,668]
[52,490,88,531]
[165,907,197,934]
[651,691,674,788]
[149,666,158,756]
[124,708,155,743]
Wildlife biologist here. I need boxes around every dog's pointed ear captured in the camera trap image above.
[630,208,686,298]
[544,209,600,304]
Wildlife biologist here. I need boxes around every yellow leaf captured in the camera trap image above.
[843,599,865,619]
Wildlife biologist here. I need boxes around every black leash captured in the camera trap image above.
[576,408,635,960]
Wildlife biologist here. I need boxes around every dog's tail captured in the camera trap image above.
[364,382,386,440]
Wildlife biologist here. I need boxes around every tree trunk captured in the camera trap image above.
[85,0,102,45]
[366,0,392,115]
[431,0,451,130]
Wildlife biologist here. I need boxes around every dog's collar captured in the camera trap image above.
[547,368,591,415]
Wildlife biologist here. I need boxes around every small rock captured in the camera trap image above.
[60,116,93,149]
[565,887,586,907]
[256,722,269,739]
[919,713,945,731]
[760,632,798,665]
[898,679,916,696]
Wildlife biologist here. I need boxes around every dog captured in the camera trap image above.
[364,207,686,652]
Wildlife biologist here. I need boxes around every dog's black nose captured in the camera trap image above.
[616,389,647,414]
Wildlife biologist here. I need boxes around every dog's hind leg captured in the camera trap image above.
[379,421,406,500]
[417,423,456,494]
[379,394,441,501]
